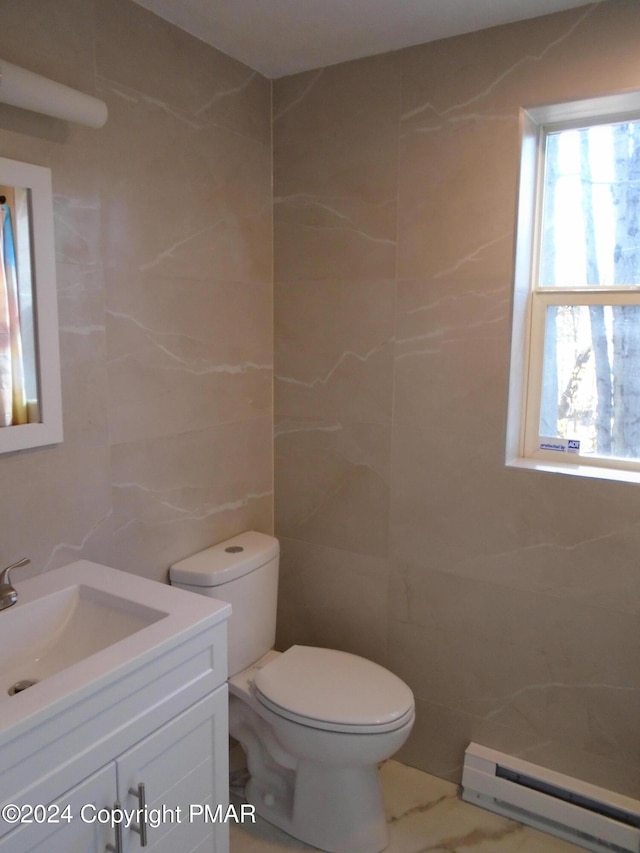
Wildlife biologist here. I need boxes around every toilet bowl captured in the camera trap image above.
[229,647,414,853]
[170,531,415,853]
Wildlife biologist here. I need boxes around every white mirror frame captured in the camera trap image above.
[0,157,63,452]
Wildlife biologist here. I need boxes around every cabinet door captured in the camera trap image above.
[117,687,229,853]
[0,763,116,853]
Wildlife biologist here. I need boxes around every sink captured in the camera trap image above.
[0,559,231,737]
[0,583,166,698]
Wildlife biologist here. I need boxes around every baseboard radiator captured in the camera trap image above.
[461,743,640,853]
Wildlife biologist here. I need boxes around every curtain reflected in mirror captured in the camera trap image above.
[0,185,39,427]
[0,158,62,454]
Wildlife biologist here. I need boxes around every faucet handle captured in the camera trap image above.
[0,557,30,586]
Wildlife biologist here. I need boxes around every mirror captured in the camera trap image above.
[0,157,62,452]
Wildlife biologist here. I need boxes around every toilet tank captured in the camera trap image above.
[169,531,279,677]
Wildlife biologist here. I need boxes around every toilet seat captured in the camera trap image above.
[253,645,415,734]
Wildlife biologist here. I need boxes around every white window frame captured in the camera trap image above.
[506,91,640,484]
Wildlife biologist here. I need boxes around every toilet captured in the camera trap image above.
[170,531,414,853]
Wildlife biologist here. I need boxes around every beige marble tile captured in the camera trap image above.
[388,562,640,687]
[394,278,510,426]
[401,693,640,800]
[387,560,640,778]
[276,537,389,665]
[0,0,96,81]
[106,271,272,444]
[96,0,271,145]
[388,421,505,571]
[388,617,551,726]
[57,263,108,448]
[107,274,272,368]
[273,55,400,197]
[389,418,640,615]
[399,9,591,134]
[397,119,518,281]
[98,77,272,282]
[436,478,640,617]
[274,196,397,282]
[0,443,114,576]
[274,56,400,282]
[275,280,395,425]
[110,419,273,582]
[107,354,271,446]
[275,420,390,557]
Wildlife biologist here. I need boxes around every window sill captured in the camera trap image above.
[506,456,640,485]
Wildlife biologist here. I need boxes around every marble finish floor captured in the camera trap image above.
[230,760,585,853]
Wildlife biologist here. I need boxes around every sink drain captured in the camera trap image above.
[8,679,38,696]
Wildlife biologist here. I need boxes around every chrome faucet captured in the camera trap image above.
[0,558,30,611]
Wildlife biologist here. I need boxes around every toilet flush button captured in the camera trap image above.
[225,546,244,553]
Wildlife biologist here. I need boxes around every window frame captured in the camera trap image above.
[506,91,640,483]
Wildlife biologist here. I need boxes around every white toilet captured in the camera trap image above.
[170,530,415,853]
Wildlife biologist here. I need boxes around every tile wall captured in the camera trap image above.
[0,0,273,581]
[273,0,640,796]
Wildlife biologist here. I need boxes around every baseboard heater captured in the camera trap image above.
[461,743,640,853]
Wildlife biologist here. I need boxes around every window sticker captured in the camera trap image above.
[539,439,581,454]
[539,440,568,452]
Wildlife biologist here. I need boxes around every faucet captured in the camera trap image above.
[0,558,30,611]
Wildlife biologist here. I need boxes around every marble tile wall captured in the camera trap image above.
[273,0,640,797]
[0,0,273,581]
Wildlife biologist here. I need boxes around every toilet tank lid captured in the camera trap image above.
[169,531,279,587]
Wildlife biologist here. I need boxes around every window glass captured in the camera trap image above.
[539,304,640,460]
[539,120,640,288]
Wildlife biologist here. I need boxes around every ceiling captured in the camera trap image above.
[132,0,595,79]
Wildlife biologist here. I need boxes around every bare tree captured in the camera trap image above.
[539,136,559,436]
[610,122,640,457]
[579,130,613,454]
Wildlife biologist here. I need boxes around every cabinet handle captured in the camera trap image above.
[128,782,148,847]
[105,801,123,853]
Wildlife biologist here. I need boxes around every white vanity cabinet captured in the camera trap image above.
[0,690,228,853]
[0,561,232,853]
[0,764,116,852]
[116,689,228,853]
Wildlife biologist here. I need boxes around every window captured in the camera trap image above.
[507,92,640,481]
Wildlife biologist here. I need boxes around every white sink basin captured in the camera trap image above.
[0,583,165,698]
[0,560,230,736]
